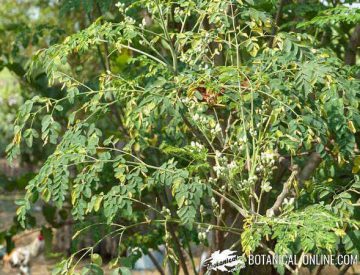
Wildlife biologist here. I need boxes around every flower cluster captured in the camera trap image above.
[249,128,257,137]
[115,2,126,12]
[212,123,222,135]
[161,206,172,219]
[188,141,205,153]
[256,150,276,174]
[208,177,217,184]
[283,197,295,206]
[198,231,207,241]
[261,151,276,165]
[255,101,269,115]
[255,150,277,192]
[230,140,245,153]
[174,6,191,22]
[241,175,258,188]
[282,197,295,212]
[192,113,222,139]
[190,141,204,148]
[197,225,213,242]
[261,180,272,192]
[213,150,239,179]
[178,31,213,66]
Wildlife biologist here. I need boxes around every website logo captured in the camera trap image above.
[203,249,245,272]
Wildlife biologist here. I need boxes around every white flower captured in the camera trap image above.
[261,152,273,159]
[228,161,236,170]
[214,123,222,133]
[195,142,204,149]
[249,129,257,136]
[208,177,217,184]
[283,197,295,206]
[198,232,207,241]
[261,181,272,192]
[181,97,190,104]
[240,135,247,143]
[261,151,275,165]
[213,164,221,172]
[193,113,200,121]
[200,116,207,123]
[190,141,204,151]
[115,2,125,12]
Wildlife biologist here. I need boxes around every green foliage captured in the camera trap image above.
[298,6,360,28]
[3,0,360,274]
[243,204,360,255]
[60,0,114,15]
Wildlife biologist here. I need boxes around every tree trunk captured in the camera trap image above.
[345,24,360,65]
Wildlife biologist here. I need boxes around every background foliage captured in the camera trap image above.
[1,0,360,274]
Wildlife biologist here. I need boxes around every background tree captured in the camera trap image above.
[1,0,360,274]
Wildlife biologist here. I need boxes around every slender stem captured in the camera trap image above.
[260,242,295,273]
[148,250,166,275]
[212,188,249,217]
[155,0,178,74]
[115,43,168,67]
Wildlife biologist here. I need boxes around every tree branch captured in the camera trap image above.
[297,152,321,189]
[268,0,287,47]
[339,263,352,275]
[345,24,360,65]
[266,152,321,217]
[259,242,295,273]
[148,250,165,275]
[155,191,190,275]
[311,264,324,275]
[266,167,298,217]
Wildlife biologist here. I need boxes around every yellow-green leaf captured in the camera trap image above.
[94,195,103,212]
[352,156,360,174]
[348,120,356,133]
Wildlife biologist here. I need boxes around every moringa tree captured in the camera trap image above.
[6,0,360,274]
